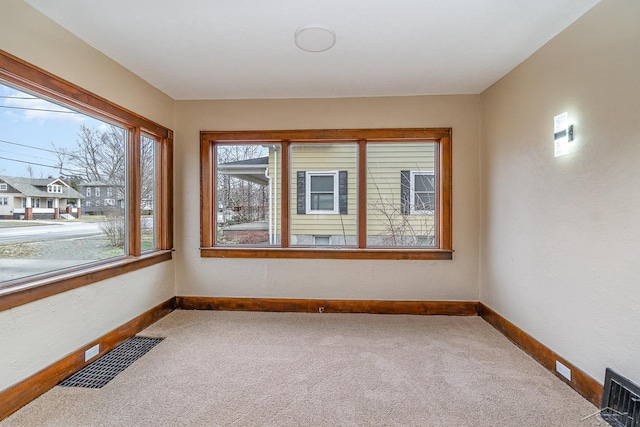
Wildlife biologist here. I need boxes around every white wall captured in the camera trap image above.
[0,0,176,392]
[480,0,640,385]
[175,96,481,301]
[0,263,175,389]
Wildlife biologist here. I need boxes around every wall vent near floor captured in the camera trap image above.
[601,368,640,427]
[59,336,164,389]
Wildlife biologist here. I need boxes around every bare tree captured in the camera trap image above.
[140,135,155,213]
[367,168,435,246]
[53,124,126,185]
[216,145,269,223]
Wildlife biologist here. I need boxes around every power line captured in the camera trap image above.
[0,148,55,161]
[0,95,38,100]
[0,138,61,154]
[0,156,78,175]
[0,155,61,169]
[0,105,77,114]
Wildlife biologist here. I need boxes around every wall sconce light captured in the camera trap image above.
[554,112,574,157]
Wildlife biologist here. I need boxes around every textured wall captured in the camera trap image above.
[480,0,640,384]
[0,0,176,392]
[174,96,481,301]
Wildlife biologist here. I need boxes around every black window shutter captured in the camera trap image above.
[296,171,306,214]
[339,170,348,214]
[400,170,410,215]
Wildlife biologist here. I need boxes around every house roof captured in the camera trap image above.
[218,157,269,186]
[81,181,113,187]
[0,176,84,199]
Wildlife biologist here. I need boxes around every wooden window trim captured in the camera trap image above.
[0,49,174,312]
[200,128,453,260]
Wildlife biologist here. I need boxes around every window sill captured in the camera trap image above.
[0,250,173,312]
[200,247,453,260]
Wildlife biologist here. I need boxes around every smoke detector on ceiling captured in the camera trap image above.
[294,26,336,52]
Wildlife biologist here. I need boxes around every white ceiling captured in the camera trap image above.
[25,0,600,100]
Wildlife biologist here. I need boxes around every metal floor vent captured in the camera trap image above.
[601,368,640,427]
[59,336,164,389]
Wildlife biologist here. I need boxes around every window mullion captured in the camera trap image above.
[357,139,367,249]
[280,140,290,248]
[128,127,141,256]
[157,134,173,250]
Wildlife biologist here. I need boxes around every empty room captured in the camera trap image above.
[1,0,639,425]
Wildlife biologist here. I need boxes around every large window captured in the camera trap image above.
[201,129,452,260]
[0,49,173,311]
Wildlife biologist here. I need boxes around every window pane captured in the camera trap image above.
[290,143,357,247]
[215,144,279,245]
[414,174,434,192]
[0,81,127,284]
[140,134,156,251]
[311,193,334,211]
[366,142,436,247]
[310,175,334,192]
[415,192,435,211]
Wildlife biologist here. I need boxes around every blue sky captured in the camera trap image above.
[0,82,107,178]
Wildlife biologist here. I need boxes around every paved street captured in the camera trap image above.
[0,221,103,244]
[0,221,106,283]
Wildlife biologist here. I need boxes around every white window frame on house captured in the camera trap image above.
[86,188,91,197]
[410,171,436,214]
[95,187,101,197]
[0,183,7,190]
[47,184,62,193]
[107,187,113,197]
[306,171,339,214]
[1,197,7,205]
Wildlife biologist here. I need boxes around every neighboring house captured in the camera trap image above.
[80,181,124,215]
[218,143,436,246]
[0,176,84,220]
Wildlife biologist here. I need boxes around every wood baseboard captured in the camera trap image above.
[176,296,480,316]
[1,296,602,420]
[479,303,603,407]
[0,297,176,421]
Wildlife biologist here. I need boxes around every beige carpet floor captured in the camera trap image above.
[2,311,598,426]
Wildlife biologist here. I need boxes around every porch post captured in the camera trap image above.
[76,198,82,218]
[53,198,59,220]
[25,196,32,220]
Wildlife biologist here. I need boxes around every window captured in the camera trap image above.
[107,187,113,197]
[0,49,173,311]
[306,172,338,213]
[95,187,101,197]
[409,171,435,213]
[47,184,61,193]
[0,183,7,190]
[1,197,7,205]
[201,128,452,260]
[313,235,331,246]
[140,134,157,251]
